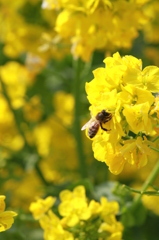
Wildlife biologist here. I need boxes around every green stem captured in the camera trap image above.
[149,146,159,152]
[1,79,49,186]
[1,79,29,148]
[133,159,159,206]
[152,135,159,142]
[73,59,87,178]
[124,185,159,196]
[35,163,50,186]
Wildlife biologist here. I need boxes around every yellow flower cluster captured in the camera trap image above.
[29,196,56,220]
[0,61,30,152]
[0,0,68,61]
[84,52,159,175]
[30,185,123,240]
[0,58,78,207]
[42,0,149,61]
[2,0,159,63]
[1,61,30,109]
[0,195,17,232]
[143,0,159,43]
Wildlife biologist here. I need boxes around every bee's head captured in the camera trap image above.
[96,110,112,121]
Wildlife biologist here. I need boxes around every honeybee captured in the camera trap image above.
[81,110,112,138]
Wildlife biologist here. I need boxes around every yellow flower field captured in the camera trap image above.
[1,0,159,239]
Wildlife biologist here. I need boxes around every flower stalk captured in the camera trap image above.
[133,158,159,207]
[1,78,49,186]
[72,59,87,178]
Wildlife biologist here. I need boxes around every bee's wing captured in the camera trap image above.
[81,118,95,131]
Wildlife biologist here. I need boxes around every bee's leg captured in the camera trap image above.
[100,123,109,131]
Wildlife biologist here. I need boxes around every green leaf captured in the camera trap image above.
[121,201,147,227]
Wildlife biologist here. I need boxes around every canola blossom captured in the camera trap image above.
[0,0,69,61]
[29,196,56,220]
[42,0,149,61]
[0,195,17,232]
[1,0,159,239]
[30,185,123,240]
[143,0,159,44]
[84,52,159,175]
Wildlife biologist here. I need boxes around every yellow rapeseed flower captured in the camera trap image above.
[29,196,56,220]
[39,210,74,240]
[23,96,43,122]
[0,195,17,232]
[54,0,149,61]
[1,61,30,109]
[98,197,123,240]
[143,1,159,43]
[84,52,159,174]
[54,91,74,126]
[0,0,67,60]
[0,96,24,151]
[42,0,102,13]
[59,185,91,226]
[30,185,123,239]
